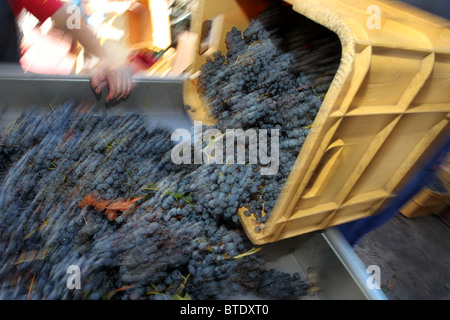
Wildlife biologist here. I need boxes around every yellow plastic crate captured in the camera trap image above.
[400,187,450,218]
[183,0,450,245]
[401,152,450,218]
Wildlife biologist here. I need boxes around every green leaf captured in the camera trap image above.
[172,293,191,300]
[232,247,262,259]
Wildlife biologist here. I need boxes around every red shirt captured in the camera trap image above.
[8,0,64,22]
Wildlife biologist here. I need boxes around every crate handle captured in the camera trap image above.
[198,14,224,56]
[303,139,346,199]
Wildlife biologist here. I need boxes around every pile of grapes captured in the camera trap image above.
[0,6,340,300]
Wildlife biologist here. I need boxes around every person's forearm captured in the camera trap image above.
[51,3,107,60]
[49,3,134,101]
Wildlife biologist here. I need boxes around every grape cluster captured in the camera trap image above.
[0,5,340,300]
[196,15,335,228]
[0,103,309,300]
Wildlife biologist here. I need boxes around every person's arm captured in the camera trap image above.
[19,0,133,102]
[50,3,133,102]
[51,4,106,61]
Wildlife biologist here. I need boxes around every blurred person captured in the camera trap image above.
[0,0,134,102]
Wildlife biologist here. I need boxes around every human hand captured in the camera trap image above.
[90,63,134,103]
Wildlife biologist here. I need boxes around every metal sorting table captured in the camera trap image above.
[0,64,387,300]
[261,228,387,300]
[0,64,192,131]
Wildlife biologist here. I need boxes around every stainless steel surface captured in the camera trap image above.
[0,63,192,131]
[261,227,388,300]
[0,63,387,300]
[322,228,388,300]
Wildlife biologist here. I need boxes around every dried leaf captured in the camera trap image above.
[78,192,142,221]
[105,209,118,222]
[78,193,109,212]
[387,281,394,290]
[106,197,142,211]
[103,285,135,299]
[27,274,36,300]
[114,286,135,293]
